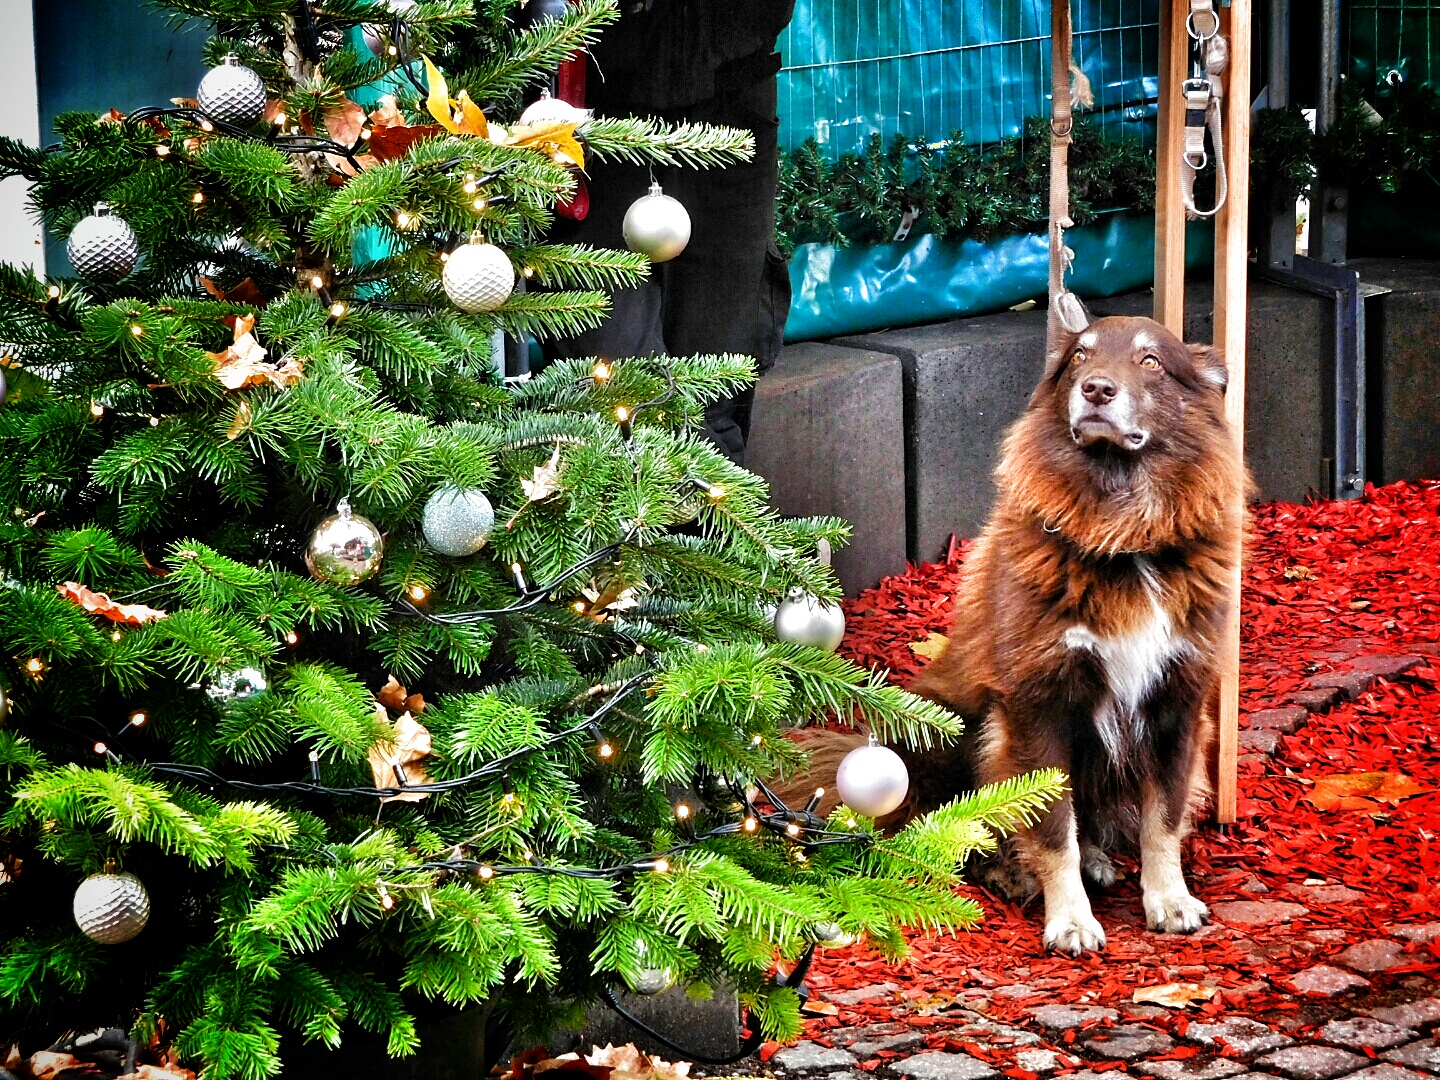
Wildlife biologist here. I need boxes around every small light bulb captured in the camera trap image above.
[329,302,346,319]
[708,484,725,500]
[599,742,614,759]
[47,285,61,299]
[472,197,486,211]
[90,402,105,417]
[129,711,147,727]
[652,858,670,873]
[285,630,300,646]
[743,817,758,833]
[523,266,535,278]
[360,127,373,140]
[274,111,287,126]
[593,361,611,381]
[310,274,325,290]
[815,787,826,799]
[615,406,630,422]
[675,804,690,820]
[200,119,214,132]
[93,741,108,755]
[795,851,808,863]
[110,630,122,642]
[379,884,395,910]
[522,849,534,862]
[148,416,160,427]
[439,251,450,262]
[409,584,428,601]
[308,750,320,763]
[396,210,412,229]
[751,734,763,746]
[192,191,205,204]
[387,44,399,55]
[463,180,478,194]
[573,600,587,613]
[25,658,44,674]
[785,822,801,837]
[130,324,144,337]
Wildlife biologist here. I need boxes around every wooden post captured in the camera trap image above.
[1153,0,1190,334]
[1211,0,1252,825]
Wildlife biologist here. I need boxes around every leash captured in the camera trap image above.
[1179,0,1229,219]
[1047,0,1093,347]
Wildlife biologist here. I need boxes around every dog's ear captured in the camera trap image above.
[1188,344,1229,393]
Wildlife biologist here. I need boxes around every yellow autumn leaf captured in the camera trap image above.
[909,631,950,659]
[503,119,585,169]
[422,56,488,137]
[1132,982,1217,1008]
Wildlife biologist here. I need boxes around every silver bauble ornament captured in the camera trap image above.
[0,683,9,724]
[443,241,515,313]
[835,740,910,819]
[622,181,691,263]
[362,0,417,56]
[206,666,269,706]
[306,498,385,586]
[66,203,139,284]
[519,90,591,127]
[813,922,857,949]
[73,865,150,944]
[517,0,569,28]
[773,587,846,652]
[197,55,268,128]
[422,486,495,557]
[629,968,672,996]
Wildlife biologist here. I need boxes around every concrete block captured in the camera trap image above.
[561,987,741,1061]
[1350,259,1440,485]
[836,307,1049,562]
[748,343,907,595]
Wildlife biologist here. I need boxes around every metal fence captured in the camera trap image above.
[1348,0,1440,88]
[776,0,1162,157]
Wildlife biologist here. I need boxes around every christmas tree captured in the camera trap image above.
[0,2,1062,1076]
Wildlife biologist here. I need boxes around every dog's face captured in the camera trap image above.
[1042,316,1229,460]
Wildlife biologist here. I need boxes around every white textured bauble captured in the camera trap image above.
[306,498,385,586]
[835,742,910,819]
[622,181,691,263]
[519,90,592,127]
[422,486,495,557]
[629,968,673,996]
[443,242,515,313]
[813,922,857,949]
[67,204,139,284]
[206,666,269,706]
[73,870,150,944]
[773,587,846,652]
[197,55,268,128]
[362,0,417,55]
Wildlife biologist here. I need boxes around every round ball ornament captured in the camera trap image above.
[306,498,385,586]
[66,203,139,284]
[361,0,418,56]
[622,181,691,263]
[773,587,846,652]
[73,863,150,944]
[206,666,269,706]
[517,0,569,28]
[0,682,9,724]
[629,967,672,996]
[422,486,494,557]
[519,89,591,127]
[835,739,910,819]
[197,54,268,128]
[813,922,857,949]
[443,241,515,313]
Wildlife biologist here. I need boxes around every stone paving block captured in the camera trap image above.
[849,1032,927,1058]
[1334,938,1408,973]
[1383,1042,1440,1073]
[1414,644,1440,659]
[824,982,900,1005]
[1311,929,1353,944]
[1026,1004,1120,1030]
[1283,965,1373,998]
[1256,1045,1371,1080]
[1319,1018,1418,1051]
[1139,1060,1251,1080]
[1392,924,1440,944]
[1014,1050,1063,1074]
[1246,707,1310,733]
[1346,1066,1432,1080]
[1290,884,1366,905]
[1288,687,1344,712]
[1211,901,1310,928]
[1186,1018,1297,1057]
[892,1051,1000,1080]
[1309,670,1378,699]
[951,1020,1043,1047]
[837,307,1047,561]
[1369,1001,1440,1030]
[1241,728,1284,755]
[773,1042,859,1071]
[749,343,906,595]
[1083,1025,1176,1061]
[1350,655,1427,677]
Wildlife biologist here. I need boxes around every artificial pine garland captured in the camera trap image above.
[775,117,1156,256]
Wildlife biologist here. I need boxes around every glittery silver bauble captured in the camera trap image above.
[362,0,417,55]
[630,968,672,996]
[197,55,268,128]
[517,0,569,28]
[519,90,591,127]
[205,666,269,706]
[66,203,139,284]
[306,498,385,586]
[835,742,910,819]
[73,869,150,944]
[422,486,495,557]
[443,241,515,313]
[813,922,857,949]
[622,182,691,263]
[773,587,846,652]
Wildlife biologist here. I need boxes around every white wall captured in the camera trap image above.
[0,0,43,274]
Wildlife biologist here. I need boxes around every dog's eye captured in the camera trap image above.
[1140,355,1161,370]
[1071,349,1087,365]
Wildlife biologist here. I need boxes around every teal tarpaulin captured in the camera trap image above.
[784,211,1213,342]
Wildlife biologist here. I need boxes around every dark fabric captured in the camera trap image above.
[548,55,792,464]
[588,1,798,111]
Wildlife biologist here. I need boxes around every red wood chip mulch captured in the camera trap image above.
[808,478,1440,1038]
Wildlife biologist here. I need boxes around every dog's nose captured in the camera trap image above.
[1081,376,1117,405]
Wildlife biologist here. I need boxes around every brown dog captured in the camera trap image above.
[792,315,1246,954]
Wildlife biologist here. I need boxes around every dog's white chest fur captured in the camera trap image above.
[1063,559,1195,756]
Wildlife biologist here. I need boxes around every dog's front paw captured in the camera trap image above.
[1144,889,1210,934]
[1043,909,1107,955]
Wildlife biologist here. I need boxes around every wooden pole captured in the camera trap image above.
[1153,0,1190,334]
[1047,0,1074,351]
[1211,0,1252,825]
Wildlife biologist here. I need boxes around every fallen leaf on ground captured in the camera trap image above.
[909,631,950,659]
[585,1043,691,1080]
[58,582,166,625]
[1305,772,1431,811]
[1132,982,1218,1008]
